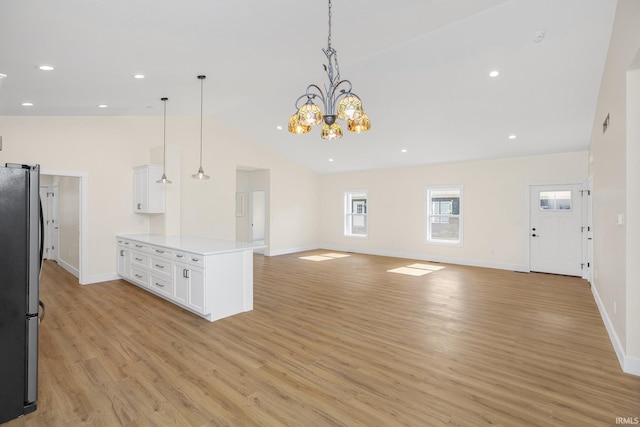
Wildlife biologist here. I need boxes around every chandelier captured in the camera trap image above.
[288,0,370,140]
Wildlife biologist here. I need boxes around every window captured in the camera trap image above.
[426,186,463,245]
[344,190,368,237]
[539,190,572,210]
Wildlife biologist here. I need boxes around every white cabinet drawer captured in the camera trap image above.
[131,252,149,267]
[187,254,204,268]
[173,250,188,262]
[130,266,149,287]
[131,242,149,252]
[174,251,204,267]
[150,245,172,259]
[150,274,172,297]
[150,257,171,276]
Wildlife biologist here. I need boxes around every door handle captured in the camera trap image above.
[532,234,540,237]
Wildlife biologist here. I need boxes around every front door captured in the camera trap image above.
[530,184,583,276]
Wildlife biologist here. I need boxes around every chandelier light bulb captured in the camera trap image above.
[337,95,363,121]
[298,101,323,126]
[347,114,371,133]
[321,123,343,140]
[288,113,311,134]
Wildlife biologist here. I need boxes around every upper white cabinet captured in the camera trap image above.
[133,165,165,213]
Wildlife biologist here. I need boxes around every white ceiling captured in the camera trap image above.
[0,0,617,174]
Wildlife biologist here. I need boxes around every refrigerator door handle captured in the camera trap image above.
[39,198,44,274]
[38,300,45,323]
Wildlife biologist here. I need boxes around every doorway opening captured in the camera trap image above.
[41,170,88,284]
[236,167,269,255]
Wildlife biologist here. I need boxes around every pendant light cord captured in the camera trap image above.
[199,76,205,168]
[162,97,168,171]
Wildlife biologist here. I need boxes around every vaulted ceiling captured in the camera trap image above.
[0,0,617,173]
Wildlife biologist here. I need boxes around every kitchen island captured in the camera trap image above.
[116,234,264,322]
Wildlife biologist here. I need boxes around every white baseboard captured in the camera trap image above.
[81,272,120,285]
[320,245,526,272]
[591,283,640,376]
[57,258,79,279]
[267,245,320,257]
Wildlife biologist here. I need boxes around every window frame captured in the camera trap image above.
[425,185,463,246]
[344,189,369,238]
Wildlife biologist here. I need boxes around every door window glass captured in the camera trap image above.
[539,191,572,210]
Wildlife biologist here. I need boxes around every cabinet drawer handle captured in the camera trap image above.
[183,268,189,279]
[154,282,165,288]
[155,264,164,269]
[135,244,143,248]
[191,258,199,262]
[120,250,124,256]
[135,257,143,261]
[156,249,165,254]
[176,254,183,258]
[135,274,143,279]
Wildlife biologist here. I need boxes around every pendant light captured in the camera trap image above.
[157,97,172,184]
[192,75,210,180]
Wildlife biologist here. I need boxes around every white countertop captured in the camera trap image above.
[117,234,265,255]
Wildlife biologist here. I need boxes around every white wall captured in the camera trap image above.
[628,67,640,362]
[320,151,588,271]
[0,115,320,281]
[588,0,640,374]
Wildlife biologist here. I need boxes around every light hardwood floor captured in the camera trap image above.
[5,253,640,426]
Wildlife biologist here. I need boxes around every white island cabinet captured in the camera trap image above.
[116,234,263,322]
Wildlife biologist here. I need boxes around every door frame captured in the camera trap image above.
[527,181,586,276]
[585,176,594,283]
[41,169,89,284]
[39,183,59,261]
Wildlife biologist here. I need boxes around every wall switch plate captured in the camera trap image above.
[616,213,624,225]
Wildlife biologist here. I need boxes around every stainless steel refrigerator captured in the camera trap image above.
[0,163,43,424]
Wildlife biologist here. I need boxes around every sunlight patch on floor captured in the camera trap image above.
[322,253,351,258]
[299,255,334,261]
[387,267,433,276]
[407,263,445,271]
[388,262,445,276]
[299,253,351,262]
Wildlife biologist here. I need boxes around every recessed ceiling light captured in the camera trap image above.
[532,31,546,44]
[21,102,34,107]
[401,148,407,153]
[328,158,334,162]
[276,125,283,130]
[37,65,54,71]
[489,70,500,78]
[98,104,108,108]
[508,134,517,140]
[133,74,145,79]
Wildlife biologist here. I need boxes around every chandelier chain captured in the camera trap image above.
[327,0,332,50]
